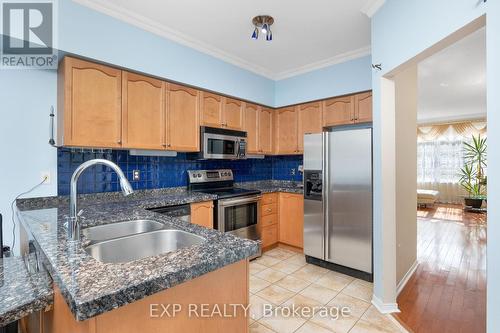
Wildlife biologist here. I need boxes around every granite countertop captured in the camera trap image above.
[16,187,259,321]
[237,180,304,194]
[0,254,53,326]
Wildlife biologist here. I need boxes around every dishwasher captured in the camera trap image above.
[148,204,191,223]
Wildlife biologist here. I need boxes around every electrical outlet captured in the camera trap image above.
[290,168,296,176]
[132,170,141,181]
[40,171,51,184]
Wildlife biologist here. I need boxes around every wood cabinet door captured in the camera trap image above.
[259,108,273,154]
[200,92,222,128]
[60,57,122,148]
[297,102,322,153]
[274,107,298,154]
[190,201,214,229]
[167,84,200,151]
[222,97,243,130]
[244,103,260,154]
[122,72,165,149]
[355,92,373,123]
[322,96,355,127]
[279,193,304,248]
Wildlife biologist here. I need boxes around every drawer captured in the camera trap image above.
[261,225,278,248]
[261,203,278,216]
[261,214,277,227]
[261,193,278,205]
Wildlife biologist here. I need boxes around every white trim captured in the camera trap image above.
[73,0,371,81]
[397,260,419,295]
[360,0,386,18]
[72,0,276,79]
[273,46,371,80]
[371,294,400,314]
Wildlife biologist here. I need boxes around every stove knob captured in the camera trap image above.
[192,173,197,178]
[197,173,202,178]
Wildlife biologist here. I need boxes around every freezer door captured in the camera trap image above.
[326,128,372,273]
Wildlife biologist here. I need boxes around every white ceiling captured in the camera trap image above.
[74,0,376,80]
[418,27,486,124]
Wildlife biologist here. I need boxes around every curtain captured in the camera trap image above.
[416,121,486,204]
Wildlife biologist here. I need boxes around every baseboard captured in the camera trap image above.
[397,261,419,295]
[371,294,400,314]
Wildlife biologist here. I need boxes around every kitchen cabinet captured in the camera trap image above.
[200,94,243,130]
[278,193,304,248]
[166,84,200,152]
[274,106,299,154]
[258,108,273,154]
[243,103,260,154]
[190,201,214,229]
[322,95,355,127]
[297,101,322,152]
[322,92,372,127]
[122,72,165,150]
[58,57,122,148]
[259,193,279,248]
[355,92,373,123]
[222,97,243,130]
[200,92,223,128]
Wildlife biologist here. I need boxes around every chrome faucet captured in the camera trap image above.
[68,159,134,241]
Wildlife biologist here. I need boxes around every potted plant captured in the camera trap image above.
[458,134,487,209]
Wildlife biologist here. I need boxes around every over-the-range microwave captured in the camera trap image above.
[190,127,247,160]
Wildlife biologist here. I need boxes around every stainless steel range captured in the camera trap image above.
[188,169,261,257]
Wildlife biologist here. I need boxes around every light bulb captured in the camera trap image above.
[261,23,268,34]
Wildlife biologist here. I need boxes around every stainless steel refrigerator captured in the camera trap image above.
[303,125,373,280]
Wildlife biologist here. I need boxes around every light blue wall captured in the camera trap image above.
[0,70,58,252]
[57,0,275,106]
[274,56,372,107]
[371,0,498,331]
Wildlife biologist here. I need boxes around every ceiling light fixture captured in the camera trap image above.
[251,15,274,41]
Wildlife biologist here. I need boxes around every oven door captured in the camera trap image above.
[217,196,261,242]
[204,133,240,159]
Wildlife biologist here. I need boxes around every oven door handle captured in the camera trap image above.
[218,196,262,207]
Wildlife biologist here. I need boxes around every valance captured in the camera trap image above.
[417,120,487,141]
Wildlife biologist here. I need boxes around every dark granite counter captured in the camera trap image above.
[16,187,259,321]
[0,254,53,327]
[237,180,304,194]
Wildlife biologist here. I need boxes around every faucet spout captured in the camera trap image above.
[68,159,133,241]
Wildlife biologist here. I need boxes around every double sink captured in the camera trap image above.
[83,220,205,264]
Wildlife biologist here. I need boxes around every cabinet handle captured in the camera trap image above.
[167,144,171,147]
[267,208,272,212]
[162,143,167,147]
[117,140,122,144]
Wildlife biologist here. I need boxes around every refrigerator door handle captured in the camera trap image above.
[323,131,329,261]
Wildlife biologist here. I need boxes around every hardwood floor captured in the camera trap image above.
[396,204,486,333]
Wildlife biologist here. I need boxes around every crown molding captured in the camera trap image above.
[73,0,276,79]
[73,0,372,81]
[360,0,386,18]
[274,46,371,80]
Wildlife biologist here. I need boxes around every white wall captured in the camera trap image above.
[371,0,499,331]
[0,70,58,252]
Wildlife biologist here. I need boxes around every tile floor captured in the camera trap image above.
[249,247,405,333]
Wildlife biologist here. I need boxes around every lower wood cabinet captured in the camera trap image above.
[259,193,279,248]
[190,201,214,229]
[278,193,304,249]
[261,225,278,248]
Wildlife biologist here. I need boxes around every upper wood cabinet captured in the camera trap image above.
[167,84,200,152]
[200,93,243,130]
[355,92,373,123]
[58,57,122,148]
[243,103,260,154]
[259,108,273,154]
[223,98,243,130]
[323,95,355,127]
[274,107,299,155]
[278,193,304,248]
[122,72,165,150]
[297,102,322,152]
[200,92,222,128]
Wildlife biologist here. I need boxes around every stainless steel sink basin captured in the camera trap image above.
[82,220,164,242]
[85,230,206,264]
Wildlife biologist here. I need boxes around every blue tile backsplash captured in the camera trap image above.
[57,148,303,195]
